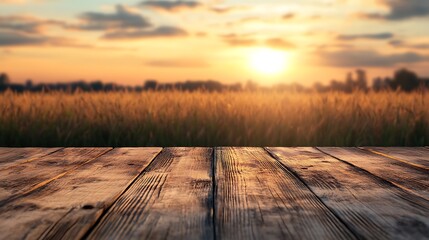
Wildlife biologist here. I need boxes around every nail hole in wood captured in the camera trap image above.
[82,204,94,210]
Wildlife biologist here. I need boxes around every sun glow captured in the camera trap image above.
[249,48,289,75]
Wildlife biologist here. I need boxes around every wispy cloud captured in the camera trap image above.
[265,38,295,50]
[145,59,209,68]
[319,49,429,67]
[220,34,296,50]
[74,5,151,31]
[210,5,250,14]
[282,13,295,20]
[0,15,65,33]
[221,34,258,47]
[362,0,429,20]
[0,30,99,49]
[337,32,394,40]
[0,30,48,46]
[103,26,188,39]
[389,40,429,49]
[65,5,189,40]
[139,0,201,12]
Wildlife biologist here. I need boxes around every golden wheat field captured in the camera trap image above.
[0,91,428,146]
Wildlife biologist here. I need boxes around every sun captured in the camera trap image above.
[249,48,289,75]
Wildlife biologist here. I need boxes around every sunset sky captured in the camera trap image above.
[1,0,428,86]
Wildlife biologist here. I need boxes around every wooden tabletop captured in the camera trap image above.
[0,147,428,240]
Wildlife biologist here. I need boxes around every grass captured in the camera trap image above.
[0,90,428,147]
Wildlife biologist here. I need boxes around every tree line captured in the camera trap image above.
[1,68,429,93]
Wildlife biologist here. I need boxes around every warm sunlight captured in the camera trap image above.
[249,48,289,75]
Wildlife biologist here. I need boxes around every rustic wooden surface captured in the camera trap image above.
[0,147,428,240]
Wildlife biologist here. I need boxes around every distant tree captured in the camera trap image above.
[372,77,383,92]
[90,81,103,91]
[329,79,344,92]
[345,72,354,92]
[144,80,158,90]
[355,69,368,91]
[71,81,90,92]
[25,79,33,89]
[0,73,10,90]
[392,68,420,92]
[104,83,117,91]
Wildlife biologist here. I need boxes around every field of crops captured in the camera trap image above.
[0,91,428,147]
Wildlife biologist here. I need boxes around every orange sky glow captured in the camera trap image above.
[1,0,428,86]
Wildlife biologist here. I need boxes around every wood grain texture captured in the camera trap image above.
[363,147,429,170]
[215,147,356,240]
[0,148,161,240]
[268,147,429,240]
[0,148,111,207]
[0,148,61,169]
[319,147,429,200]
[88,147,214,240]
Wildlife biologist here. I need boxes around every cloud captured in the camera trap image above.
[0,29,134,50]
[0,11,169,48]
[233,17,263,25]
[69,5,188,40]
[221,34,297,49]
[224,12,298,27]
[319,49,429,67]
[0,16,41,33]
[210,6,234,14]
[282,13,295,20]
[74,5,151,31]
[0,15,65,33]
[0,30,48,46]
[363,0,429,20]
[145,59,209,68]
[389,40,429,49]
[221,34,257,46]
[209,5,250,14]
[0,30,86,48]
[337,32,394,40]
[0,16,103,47]
[265,38,295,49]
[221,35,296,50]
[139,0,201,11]
[103,26,188,39]
[313,43,356,51]
[0,29,70,47]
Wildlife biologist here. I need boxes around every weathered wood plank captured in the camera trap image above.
[215,147,356,240]
[319,147,429,200]
[0,148,61,168]
[268,147,429,240]
[88,147,214,240]
[0,148,161,240]
[0,148,111,206]
[363,147,429,170]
